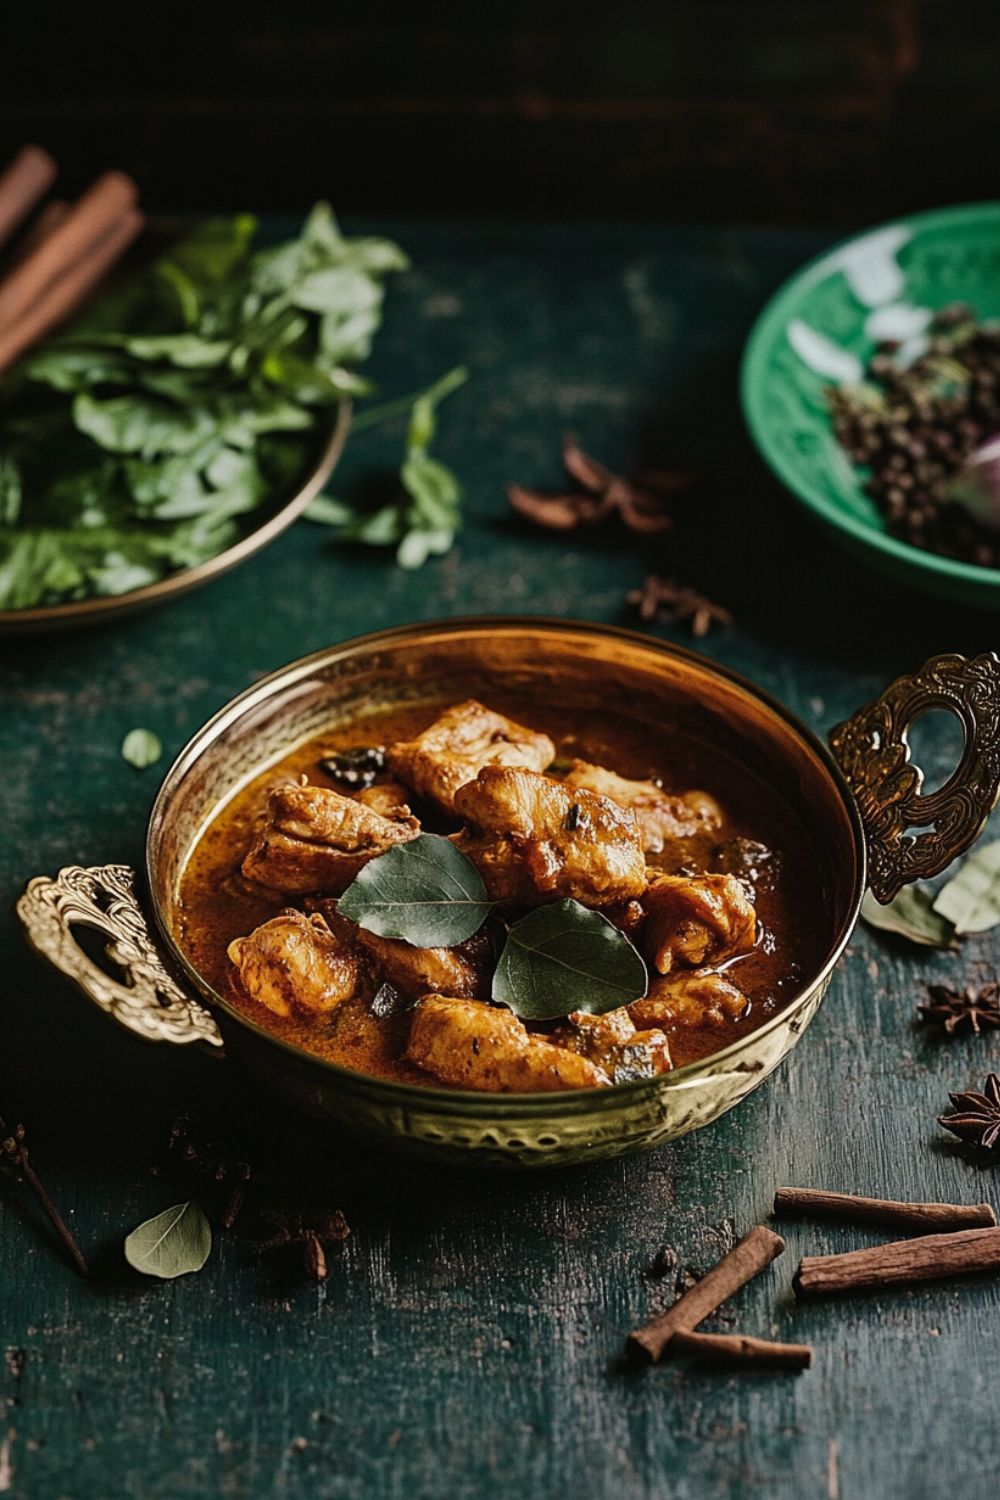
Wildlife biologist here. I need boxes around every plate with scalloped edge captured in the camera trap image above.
[741,202,1000,609]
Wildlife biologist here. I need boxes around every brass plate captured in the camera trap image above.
[0,402,351,635]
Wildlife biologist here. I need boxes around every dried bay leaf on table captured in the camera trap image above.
[860,887,957,948]
[124,1201,212,1279]
[934,840,1000,934]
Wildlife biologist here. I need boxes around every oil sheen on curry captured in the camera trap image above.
[177,696,822,1092]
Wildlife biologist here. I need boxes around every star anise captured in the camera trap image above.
[939,1072,1000,1150]
[253,1207,351,1283]
[918,981,1000,1037]
[626,573,733,638]
[508,436,691,535]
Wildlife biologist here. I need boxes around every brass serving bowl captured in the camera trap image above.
[0,405,350,635]
[17,621,1000,1168]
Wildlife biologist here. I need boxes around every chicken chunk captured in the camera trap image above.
[227,910,361,1019]
[641,872,755,974]
[242,781,419,895]
[308,899,490,1001]
[407,995,610,1091]
[453,767,647,907]
[562,760,722,854]
[629,970,749,1030]
[355,780,414,820]
[549,1007,672,1080]
[387,699,555,813]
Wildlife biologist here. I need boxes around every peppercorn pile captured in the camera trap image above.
[828,304,1000,567]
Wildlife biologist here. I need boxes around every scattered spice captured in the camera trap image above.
[939,1072,1000,1150]
[508,435,691,535]
[829,304,1000,567]
[918,980,1000,1037]
[0,1113,88,1276]
[669,1330,813,1370]
[793,1226,1000,1297]
[626,1224,785,1365]
[253,1207,351,1283]
[626,573,733,638]
[773,1186,996,1233]
[163,1113,251,1230]
[318,746,386,791]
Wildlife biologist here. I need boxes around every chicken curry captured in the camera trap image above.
[176,696,823,1092]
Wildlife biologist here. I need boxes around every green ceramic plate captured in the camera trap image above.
[741,202,1000,609]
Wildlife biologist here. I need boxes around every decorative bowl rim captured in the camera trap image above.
[740,199,1000,591]
[148,615,867,1110]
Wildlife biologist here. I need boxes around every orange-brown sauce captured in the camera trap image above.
[175,697,826,1085]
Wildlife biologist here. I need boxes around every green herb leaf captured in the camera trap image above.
[307,366,468,567]
[121,727,162,769]
[124,1201,212,1279]
[338,833,493,946]
[860,887,957,948]
[0,206,406,610]
[934,840,1000,934]
[493,900,648,1020]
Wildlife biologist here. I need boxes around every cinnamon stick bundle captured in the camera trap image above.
[0,207,143,375]
[794,1225,1000,1297]
[774,1187,996,1234]
[0,145,57,250]
[670,1331,812,1370]
[626,1225,785,1364]
[0,170,137,336]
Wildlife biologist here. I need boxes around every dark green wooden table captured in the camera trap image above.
[3,220,999,1500]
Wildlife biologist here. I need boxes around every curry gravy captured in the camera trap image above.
[176,697,826,1085]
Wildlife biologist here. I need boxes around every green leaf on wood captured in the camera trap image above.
[124,1201,212,1279]
[337,833,493,947]
[493,899,648,1020]
[934,840,1000,934]
[860,887,956,948]
[121,727,162,769]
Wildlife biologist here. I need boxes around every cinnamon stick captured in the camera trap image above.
[0,208,143,374]
[793,1226,1000,1298]
[669,1330,812,1370]
[774,1187,996,1233]
[626,1225,785,1365]
[0,170,137,336]
[0,146,57,250]
[9,199,70,264]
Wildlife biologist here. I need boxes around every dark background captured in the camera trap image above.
[6,1,1000,223]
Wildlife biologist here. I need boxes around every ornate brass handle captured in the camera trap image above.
[829,652,1000,903]
[17,864,224,1050]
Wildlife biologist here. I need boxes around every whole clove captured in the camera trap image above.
[0,1113,88,1276]
[626,573,733,638]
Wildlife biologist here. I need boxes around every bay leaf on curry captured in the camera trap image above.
[493,899,648,1020]
[337,832,494,946]
[124,1200,212,1279]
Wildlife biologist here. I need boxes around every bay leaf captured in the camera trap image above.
[933,840,1000,934]
[493,899,648,1020]
[337,832,493,946]
[121,727,162,769]
[124,1201,212,1279]
[859,887,956,948]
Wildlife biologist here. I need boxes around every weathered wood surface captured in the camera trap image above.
[1,220,999,1499]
